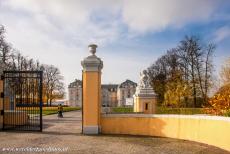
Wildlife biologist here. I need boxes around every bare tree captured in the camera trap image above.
[0,25,66,105]
[0,25,12,72]
[43,65,65,106]
[220,57,230,85]
[148,35,215,107]
[203,44,215,104]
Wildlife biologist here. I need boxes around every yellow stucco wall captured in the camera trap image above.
[101,114,230,151]
[83,71,101,126]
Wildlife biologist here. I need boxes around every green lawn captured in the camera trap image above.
[111,107,134,113]
[42,107,81,115]
[156,107,204,115]
[111,107,204,115]
[111,106,230,117]
[17,107,81,115]
[27,106,227,116]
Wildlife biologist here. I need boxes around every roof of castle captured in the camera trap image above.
[68,79,82,88]
[68,79,136,89]
[118,79,137,88]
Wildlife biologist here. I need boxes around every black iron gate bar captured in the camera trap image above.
[2,71,43,131]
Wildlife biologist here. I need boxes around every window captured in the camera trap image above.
[122,90,125,100]
[127,90,130,98]
[145,103,148,110]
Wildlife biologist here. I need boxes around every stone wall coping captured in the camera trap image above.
[102,113,230,122]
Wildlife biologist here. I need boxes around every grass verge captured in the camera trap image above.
[111,107,204,115]
[42,107,81,115]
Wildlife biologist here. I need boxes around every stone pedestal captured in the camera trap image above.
[81,44,103,134]
[133,70,157,114]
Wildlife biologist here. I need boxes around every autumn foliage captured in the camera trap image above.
[207,84,230,115]
[206,58,230,116]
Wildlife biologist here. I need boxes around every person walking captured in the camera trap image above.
[58,104,63,118]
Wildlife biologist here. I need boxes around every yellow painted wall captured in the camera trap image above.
[0,99,2,128]
[0,80,3,128]
[4,97,12,110]
[101,114,230,151]
[83,71,101,126]
[4,111,28,125]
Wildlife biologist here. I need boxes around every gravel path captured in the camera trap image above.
[0,111,229,154]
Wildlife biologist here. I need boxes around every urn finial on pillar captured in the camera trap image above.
[88,44,97,55]
[81,44,103,72]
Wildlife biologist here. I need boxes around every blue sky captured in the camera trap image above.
[0,0,230,90]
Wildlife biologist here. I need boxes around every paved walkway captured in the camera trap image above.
[0,111,229,154]
[43,110,82,135]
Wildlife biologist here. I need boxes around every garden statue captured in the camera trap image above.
[134,69,157,114]
[139,70,151,88]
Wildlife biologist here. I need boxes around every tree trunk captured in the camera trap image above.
[191,54,197,107]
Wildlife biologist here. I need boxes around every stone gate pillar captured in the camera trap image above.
[81,44,103,134]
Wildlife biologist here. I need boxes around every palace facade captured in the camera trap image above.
[68,79,82,107]
[68,79,137,107]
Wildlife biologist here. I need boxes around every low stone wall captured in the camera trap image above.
[101,114,230,151]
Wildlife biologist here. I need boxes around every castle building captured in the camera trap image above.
[101,84,118,107]
[117,80,137,106]
[68,79,82,107]
[68,79,137,107]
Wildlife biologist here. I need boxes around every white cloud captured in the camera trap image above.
[0,0,122,45]
[214,26,230,43]
[122,0,221,33]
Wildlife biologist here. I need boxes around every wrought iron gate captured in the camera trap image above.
[2,71,43,131]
